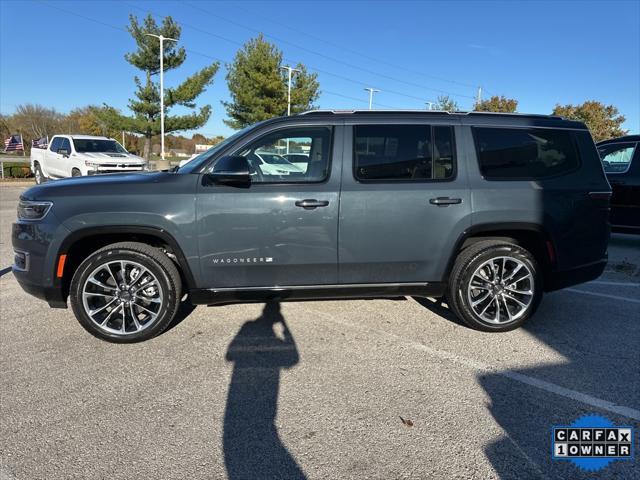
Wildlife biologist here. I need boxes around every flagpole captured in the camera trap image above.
[21,133,25,157]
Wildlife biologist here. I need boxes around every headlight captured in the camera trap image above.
[85,161,100,168]
[17,200,53,220]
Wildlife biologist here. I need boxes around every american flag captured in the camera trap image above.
[32,137,48,149]
[4,134,24,152]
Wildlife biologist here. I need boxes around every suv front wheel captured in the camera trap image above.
[69,242,182,343]
[447,240,542,332]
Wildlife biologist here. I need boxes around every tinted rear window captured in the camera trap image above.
[354,125,455,181]
[473,127,579,179]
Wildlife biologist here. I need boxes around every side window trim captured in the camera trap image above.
[351,124,457,183]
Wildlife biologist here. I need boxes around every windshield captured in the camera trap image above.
[73,139,127,153]
[257,152,292,165]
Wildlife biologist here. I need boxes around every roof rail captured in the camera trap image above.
[298,109,456,115]
[298,109,563,119]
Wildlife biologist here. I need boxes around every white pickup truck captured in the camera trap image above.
[31,135,145,184]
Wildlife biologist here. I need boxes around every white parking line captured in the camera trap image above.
[566,288,640,304]
[308,305,640,422]
[589,280,640,287]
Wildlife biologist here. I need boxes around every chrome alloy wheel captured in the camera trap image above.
[466,256,534,324]
[81,260,164,335]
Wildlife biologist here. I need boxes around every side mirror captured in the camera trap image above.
[58,148,70,157]
[206,155,251,187]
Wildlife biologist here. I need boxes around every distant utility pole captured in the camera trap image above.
[280,65,301,116]
[425,101,435,110]
[476,86,482,106]
[364,87,380,110]
[145,33,177,162]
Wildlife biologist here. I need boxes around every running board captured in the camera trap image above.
[189,282,447,305]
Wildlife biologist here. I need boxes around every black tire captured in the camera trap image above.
[447,240,542,332]
[34,162,46,184]
[71,168,82,177]
[70,242,182,343]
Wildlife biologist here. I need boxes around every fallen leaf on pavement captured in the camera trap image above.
[399,416,414,427]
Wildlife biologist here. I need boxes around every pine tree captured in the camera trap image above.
[223,35,320,129]
[97,14,219,160]
[435,95,459,112]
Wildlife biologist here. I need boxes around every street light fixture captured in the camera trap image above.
[280,65,301,116]
[364,87,380,110]
[145,33,177,162]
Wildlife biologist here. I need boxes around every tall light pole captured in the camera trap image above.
[425,101,435,110]
[145,33,177,162]
[280,65,301,154]
[280,65,301,116]
[364,87,380,110]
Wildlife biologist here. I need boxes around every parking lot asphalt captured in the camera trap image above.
[1,183,638,480]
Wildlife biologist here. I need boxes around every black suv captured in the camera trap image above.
[12,111,611,342]
[597,134,640,233]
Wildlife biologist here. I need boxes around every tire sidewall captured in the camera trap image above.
[70,247,178,343]
[34,163,43,184]
[455,244,542,332]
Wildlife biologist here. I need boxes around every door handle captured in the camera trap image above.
[429,197,462,206]
[295,199,329,209]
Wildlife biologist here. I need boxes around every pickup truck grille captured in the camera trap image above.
[88,167,144,175]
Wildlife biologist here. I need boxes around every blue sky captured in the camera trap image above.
[1,0,638,137]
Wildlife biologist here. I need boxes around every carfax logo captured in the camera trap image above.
[552,414,634,472]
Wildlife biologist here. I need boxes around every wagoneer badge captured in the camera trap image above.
[213,257,274,264]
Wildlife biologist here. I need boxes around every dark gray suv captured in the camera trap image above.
[12,111,611,342]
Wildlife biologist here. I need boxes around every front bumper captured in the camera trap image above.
[12,219,72,308]
[13,274,67,308]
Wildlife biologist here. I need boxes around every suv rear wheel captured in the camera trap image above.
[447,240,542,332]
[34,162,45,184]
[69,242,182,343]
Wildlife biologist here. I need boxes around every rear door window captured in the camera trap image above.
[353,124,455,181]
[473,127,579,179]
[598,142,636,174]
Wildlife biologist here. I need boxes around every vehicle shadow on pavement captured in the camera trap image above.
[479,295,640,479]
[416,292,639,478]
[223,302,306,480]
[162,299,197,333]
[411,296,466,326]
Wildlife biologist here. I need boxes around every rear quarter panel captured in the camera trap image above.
[464,125,610,272]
